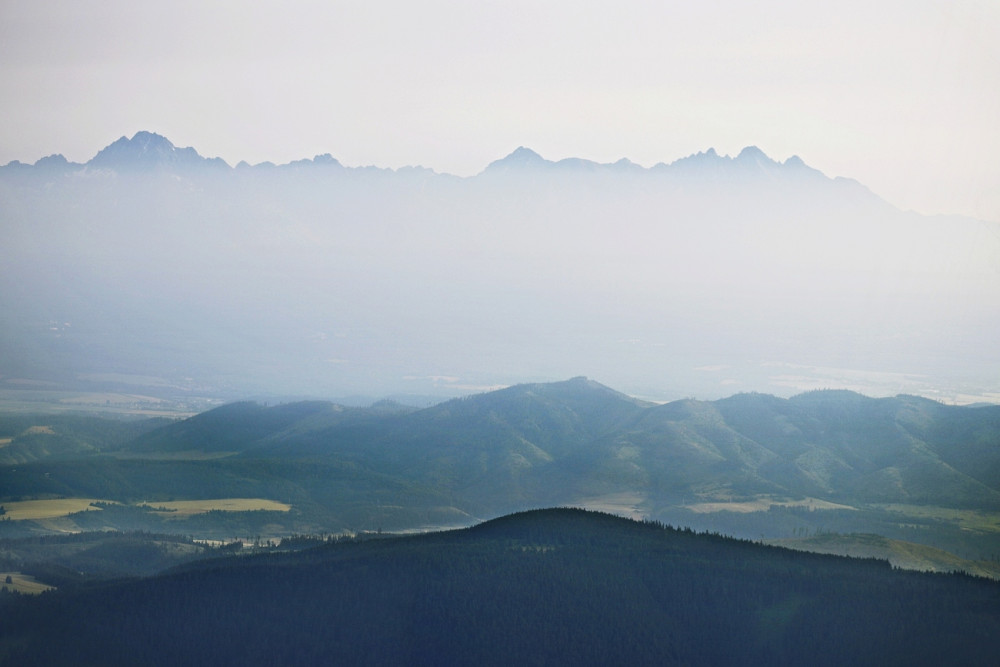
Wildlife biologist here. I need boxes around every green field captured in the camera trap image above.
[109,450,238,461]
[874,504,1000,534]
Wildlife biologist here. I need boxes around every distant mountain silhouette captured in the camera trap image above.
[86,131,229,171]
[1,132,859,184]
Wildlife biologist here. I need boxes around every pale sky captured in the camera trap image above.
[2,0,998,221]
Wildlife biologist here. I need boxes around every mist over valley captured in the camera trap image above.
[3,132,998,406]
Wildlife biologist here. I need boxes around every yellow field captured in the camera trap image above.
[0,437,11,447]
[146,498,292,516]
[1,497,292,522]
[0,572,55,595]
[1,498,109,520]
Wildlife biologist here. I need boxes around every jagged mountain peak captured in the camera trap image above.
[87,131,228,171]
[668,145,781,169]
[32,153,79,171]
[129,130,174,149]
[507,146,544,161]
[482,146,549,173]
[735,145,772,163]
[92,131,175,159]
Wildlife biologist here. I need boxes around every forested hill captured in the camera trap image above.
[2,508,998,666]
[120,378,1000,511]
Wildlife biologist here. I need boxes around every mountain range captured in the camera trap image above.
[1,131,856,180]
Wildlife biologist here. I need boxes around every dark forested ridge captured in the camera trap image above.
[1,508,998,666]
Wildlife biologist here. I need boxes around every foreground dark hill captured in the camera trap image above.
[2,509,998,666]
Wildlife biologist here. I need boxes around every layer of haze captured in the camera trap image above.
[1,0,998,223]
[2,134,999,404]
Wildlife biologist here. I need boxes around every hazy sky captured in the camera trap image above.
[2,0,998,222]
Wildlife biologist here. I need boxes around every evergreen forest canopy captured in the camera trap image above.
[2,508,999,666]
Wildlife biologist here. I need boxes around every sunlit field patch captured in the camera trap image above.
[1,498,109,520]
[0,572,56,595]
[145,499,292,516]
[1,498,293,521]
